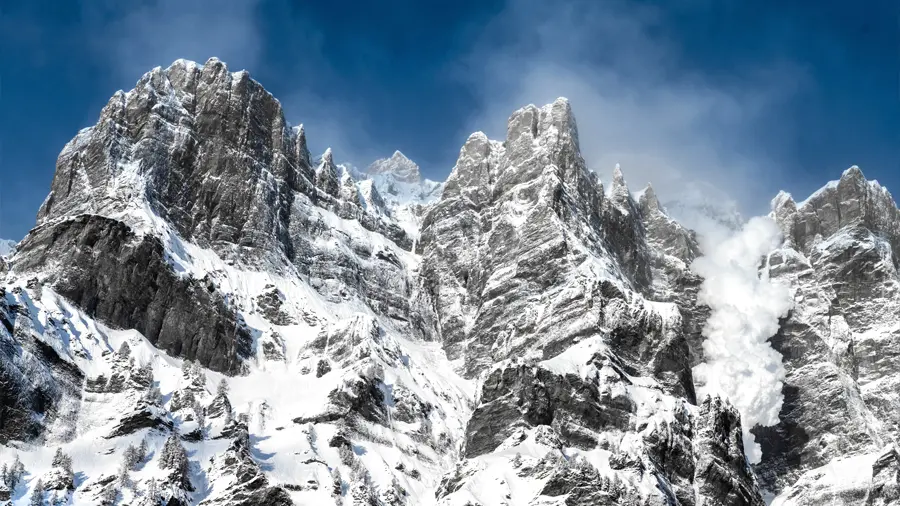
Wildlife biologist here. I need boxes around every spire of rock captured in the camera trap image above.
[541,97,579,151]
[293,124,312,170]
[315,148,340,197]
[639,183,662,213]
[611,163,632,203]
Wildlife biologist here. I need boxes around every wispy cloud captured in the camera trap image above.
[82,0,263,85]
[456,0,806,216]
[280,89,385,169]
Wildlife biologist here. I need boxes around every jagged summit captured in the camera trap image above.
[638,183,663,213]
[610,162,632,202]
[366,149,422,183]
[5,59,900,506]
[505,97,579,153]
[319,147,335,165]
[0,239,14,258]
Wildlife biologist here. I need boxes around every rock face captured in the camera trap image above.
[1,59,898,506]
[0,285,83,443]
[14,215,252,374]
[423,100,658,376]
[752,166,900,502]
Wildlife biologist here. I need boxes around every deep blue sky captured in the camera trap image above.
[1,0,898,240]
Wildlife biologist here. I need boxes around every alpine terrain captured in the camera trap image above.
[0,58,897,506]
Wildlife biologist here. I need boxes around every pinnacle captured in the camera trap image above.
[610,164,632,203]
[840,165,865,182]
[320,148,335,168]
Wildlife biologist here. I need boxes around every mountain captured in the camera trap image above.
[358,151,444,241]
[0,240,14,258]
[367,151,424,184]
[1,58,898,506]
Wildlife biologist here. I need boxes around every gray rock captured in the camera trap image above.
[200,422,293,506]
[13,215,252,374]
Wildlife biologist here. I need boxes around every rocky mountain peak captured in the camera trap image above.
[314,148,340,197]
[611,162,632,203]
[638,183,662,213]
[292,124,312,169]
[505,97,578,154]
[366,149,422,183]
[6,58,900,506]
[778,164,900,258]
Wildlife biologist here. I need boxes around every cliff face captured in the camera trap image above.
[754,168,900,504]
[1,59,896,506]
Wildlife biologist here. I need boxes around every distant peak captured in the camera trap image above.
[367,150,422,183]
[0,239,16,258]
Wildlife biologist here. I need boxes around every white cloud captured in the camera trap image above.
[457,0,804,216]
[83,0,263,85]
[691,217,793,463]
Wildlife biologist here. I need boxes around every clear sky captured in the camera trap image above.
[1,0,898,240]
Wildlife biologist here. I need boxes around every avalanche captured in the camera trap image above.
[691,217,793,464]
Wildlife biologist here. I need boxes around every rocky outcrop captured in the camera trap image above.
[756,166,900,498]
[13,214,252,374]
[463,360,634,458]
[0,286,83,443]
[419,99,678,381]
[106,403,174,438]
[693,397,765,506]
[200,423,293,506]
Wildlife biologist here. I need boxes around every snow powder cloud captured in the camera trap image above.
[691,216,793,464]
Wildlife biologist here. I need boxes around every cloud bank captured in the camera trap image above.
[691,217,793,463]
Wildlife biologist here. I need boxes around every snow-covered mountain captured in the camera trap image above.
[0,240,15,258]
[367,151,424,184]
[1,58,898,506]
[360,151,443,241]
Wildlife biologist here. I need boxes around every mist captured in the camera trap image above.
[457,0,805,218]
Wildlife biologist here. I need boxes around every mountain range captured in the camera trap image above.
[0,57,897,506]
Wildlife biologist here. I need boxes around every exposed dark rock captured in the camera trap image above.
[200,422,293,506]
[693,396,765,506]
[255,286,295,326]
[463,362,634,458]
[14,215,252,375]
[0,296,83,443]
[106,403,173,438]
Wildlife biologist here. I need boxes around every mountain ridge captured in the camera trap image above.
[1,58,898,506]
